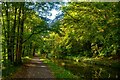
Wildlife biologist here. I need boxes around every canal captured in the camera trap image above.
[52,59,120,79]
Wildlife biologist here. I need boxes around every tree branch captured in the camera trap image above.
[22,29,45,44]
[22,28,52,44]
[64,10,80,23]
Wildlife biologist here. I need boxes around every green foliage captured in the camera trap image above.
[2,2,52,78]
[41,2,120,59]
[2,61,20,78]
[2,2,120,79]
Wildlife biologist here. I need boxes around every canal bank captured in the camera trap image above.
[65,56,120,69]
[41,56,120,79]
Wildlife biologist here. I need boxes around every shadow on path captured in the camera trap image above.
[11,56,55,79]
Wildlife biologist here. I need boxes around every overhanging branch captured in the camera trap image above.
[22,28,48,44]
[22,28,58,44]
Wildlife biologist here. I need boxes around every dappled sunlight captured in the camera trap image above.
[40,65,46,68]
[40,59,46,61]
[2,2,120,79]
[36,61,42,64]
[23,56,31,59]
[82,58,92,61]
[10,57,54,78]
[51,59,120,79]
[32,58,37,60]
[40,58,50,63]
[61,62,65,66]
[22,56,32,63]
[24,64,36,67]
[2,66,6,70]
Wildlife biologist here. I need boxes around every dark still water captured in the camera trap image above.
[52,59,120,79]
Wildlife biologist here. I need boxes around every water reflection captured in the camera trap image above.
[52,59,120,79]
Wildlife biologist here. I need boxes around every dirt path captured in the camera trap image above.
[11,56,55,79]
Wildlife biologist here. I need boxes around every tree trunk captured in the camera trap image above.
[29,43,33,56]
[19,3,25,62]
[2,3,7,61]
[10,5,17,63]
[22,45,25,57]
[16,5,21,65]
[33,48,36,56]
[16,3,26,65]
[5,2,12,62]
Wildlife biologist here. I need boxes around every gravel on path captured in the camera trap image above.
[11,56,55,79]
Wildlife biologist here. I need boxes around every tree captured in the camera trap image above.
[2,2,51,65]
[41,2,120,58]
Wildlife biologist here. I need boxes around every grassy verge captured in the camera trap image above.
[2,56,32,80]
[2,65,20,80]
[40,58,79,79]
[22,56,32,64]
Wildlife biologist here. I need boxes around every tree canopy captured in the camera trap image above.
[1,2,120,67]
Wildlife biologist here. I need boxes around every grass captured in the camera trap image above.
[2,56,32,80]
[40,58,79,79]
[2,64,20,79]
[22,56,32,64]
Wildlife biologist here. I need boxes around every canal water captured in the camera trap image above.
[52,59,120,79]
